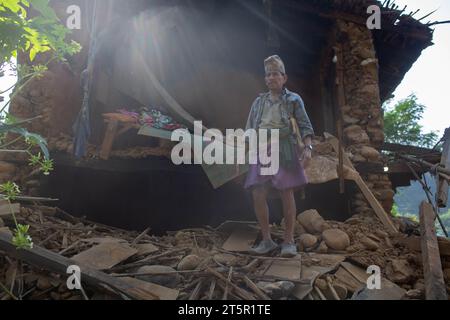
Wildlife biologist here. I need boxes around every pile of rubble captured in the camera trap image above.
[1,203,449,300]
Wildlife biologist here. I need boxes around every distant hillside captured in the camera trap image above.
[394,172,450,236]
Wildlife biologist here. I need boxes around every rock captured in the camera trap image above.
[414,279,425,291]
[377,189,395,201]
[374,230,388,239]
[297,209,325,234]
[405,289,423,299]
[346,244,363,253]
[256,281,295,299]
[213,253,239,266]
[344,125,370,144]
[294,222,306,235]
[366,127,384,145]
[343,114,359,125]
[177,254,201,271]
[322,229,350,251]
[136,265,181,288]
[360,146,380,161]
[386,259,415,284]
[360,236,379,251]
[298,233,318,250]
[0,218,4,227]
[316,241,328,253]
[361,58,377,66]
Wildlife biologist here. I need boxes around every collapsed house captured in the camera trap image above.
[0,0,449,301]
[2,0,440,231]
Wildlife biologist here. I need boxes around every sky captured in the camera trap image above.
[1,1,449,137]
[388,0,450,138]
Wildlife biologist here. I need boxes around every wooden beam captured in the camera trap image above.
[0,232,161,300]
[325,133,398,234]
[99,119,119,160]
[334,39,345,194]
[437,128,450,208]
[419,201,448,300]
[382,142,441,157]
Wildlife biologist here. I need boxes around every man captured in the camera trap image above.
[245,55,314,257]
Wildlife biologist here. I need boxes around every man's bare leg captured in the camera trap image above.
[252,185,271,240]
[280,188,296,244]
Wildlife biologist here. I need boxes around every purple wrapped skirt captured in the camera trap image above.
[244,149,308,190]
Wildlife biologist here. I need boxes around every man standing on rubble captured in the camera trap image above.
[245,55,314,257]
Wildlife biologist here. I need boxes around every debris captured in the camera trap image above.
[134,243,159,256]
[221,228,258,252]
[316,241,328,253]
[256,281,295,299]
[322,229,350,251]
[135,265,182,288]
[262,257,301,281]
[71,242,138,270]
[120,277,179,300]
[352,284,406,300]
[177,254,201,271]
[297,209,327,234]
[360,235,379,251]
[298,233,318,250]
[419,201,448,300]
[0,203,442,300]
[385,259,415,284]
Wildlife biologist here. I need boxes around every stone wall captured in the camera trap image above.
[337,20,394,215]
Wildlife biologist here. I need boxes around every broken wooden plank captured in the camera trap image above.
[99,118,119,160]
[134,243,159,256]
[0,203,20,217]
[71,242,137,270]
[243,275,271,300]
[396,235,450,257]
[222,228,258,252]
[334,267,364,293]
[121,277,179,300]
[325,133,398,233]
[437,127,450,208]
[419,201,448,300]
[206,267,255,300]
[0,232,158,300]
[262,257,302,281]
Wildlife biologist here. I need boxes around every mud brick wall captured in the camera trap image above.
[338,20,394,215]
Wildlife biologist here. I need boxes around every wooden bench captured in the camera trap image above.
[99,113,140,160]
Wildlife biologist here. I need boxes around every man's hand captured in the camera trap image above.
[301,147,312,167]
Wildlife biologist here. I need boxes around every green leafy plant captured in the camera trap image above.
[0,182,33,249]
[0,0,80,250]
[383,94,439,148]
[0,0,81,65]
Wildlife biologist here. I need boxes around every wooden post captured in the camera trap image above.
[99,119,118,160]
[334,36,346,194]
[437,128,450,207]
[419,201,448,300]
[326,133,398,234]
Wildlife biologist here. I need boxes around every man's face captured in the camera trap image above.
[265,71,287,92]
